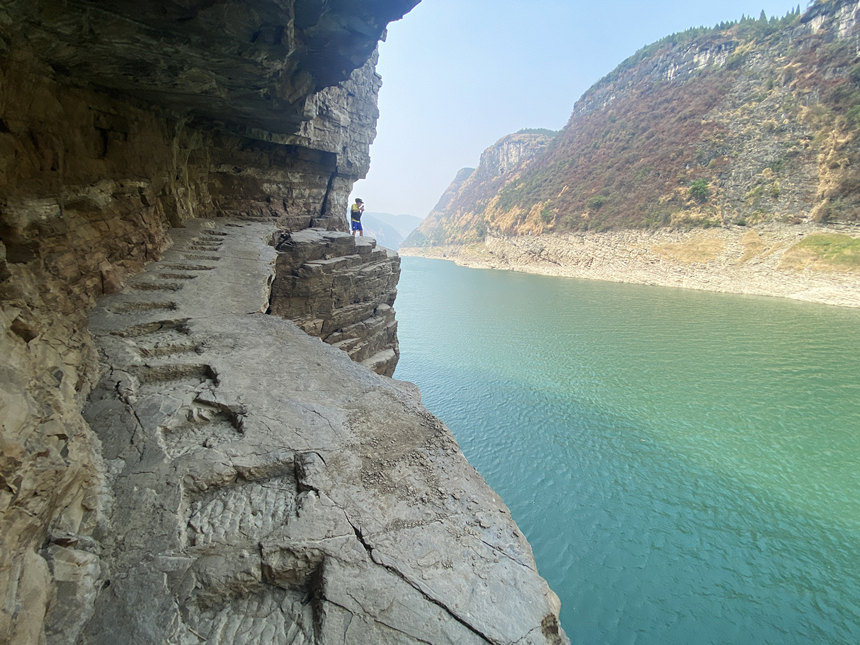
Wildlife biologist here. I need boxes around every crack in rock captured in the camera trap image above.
[346,517,496,644]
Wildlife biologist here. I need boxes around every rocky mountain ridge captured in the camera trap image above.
[403,130,556,247]
[408,0,860,236]
[402,0,858,304]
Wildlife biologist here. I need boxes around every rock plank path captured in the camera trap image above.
[81,219,566,644]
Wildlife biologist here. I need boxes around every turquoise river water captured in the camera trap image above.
[393,257,860,645]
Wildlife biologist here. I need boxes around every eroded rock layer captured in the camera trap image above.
[3,0,414,139]
[269,229,401,376]
[0,0,568,642]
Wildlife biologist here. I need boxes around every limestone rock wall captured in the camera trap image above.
[0,0,571,641]
[2,0,413,140]
[0,59,181,645]
[0,1,421,641]
[0,1,569,642]
[269,229,401,376]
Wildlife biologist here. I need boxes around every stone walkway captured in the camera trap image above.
[80,219,566,644]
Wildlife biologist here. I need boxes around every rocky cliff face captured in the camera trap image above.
[403,131,556,246]
[401,1,858,306]
[269,228,401,376]
[407,0,860,241]
[0,1,567,642]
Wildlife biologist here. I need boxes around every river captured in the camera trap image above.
[393,256,860,645]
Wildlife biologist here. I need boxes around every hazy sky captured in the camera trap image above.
[350,0,806,218]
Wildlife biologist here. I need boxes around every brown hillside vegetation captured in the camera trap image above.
[407,0,860,247]
[403,130,556,246]
[494,76,735,231]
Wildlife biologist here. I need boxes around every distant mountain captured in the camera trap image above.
[402,130,556,247]
[361,212,422,249]
[404,1,860,246]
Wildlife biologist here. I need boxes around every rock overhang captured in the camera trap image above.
[0,0,420,137]
[0,0,566,640]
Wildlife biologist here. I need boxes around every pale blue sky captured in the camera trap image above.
[351,0,807,218]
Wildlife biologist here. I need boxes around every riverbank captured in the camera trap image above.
[401,223,860,308]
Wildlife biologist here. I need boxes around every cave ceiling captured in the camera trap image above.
[1,0,419,135]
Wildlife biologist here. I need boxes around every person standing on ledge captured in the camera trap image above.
[350,198,365,237]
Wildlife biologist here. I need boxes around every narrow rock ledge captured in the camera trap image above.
[80,219,567,644]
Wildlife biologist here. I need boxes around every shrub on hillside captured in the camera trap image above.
[689,179,710,203]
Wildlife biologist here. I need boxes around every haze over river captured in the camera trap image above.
[394,256,859,645]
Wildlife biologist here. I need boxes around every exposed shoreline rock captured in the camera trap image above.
[401,223,860,308]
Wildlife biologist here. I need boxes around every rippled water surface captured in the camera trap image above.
[393,257,860,645]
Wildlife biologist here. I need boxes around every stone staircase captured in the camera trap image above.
[75,218,565,644]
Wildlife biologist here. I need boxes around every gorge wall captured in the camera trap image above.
[0,1,566,642]
[404,131,556,248]
[402,0,859,306]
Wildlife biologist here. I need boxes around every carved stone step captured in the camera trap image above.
[186,464,297,547]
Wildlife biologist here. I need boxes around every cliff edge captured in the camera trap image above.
[0,1,566,642]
